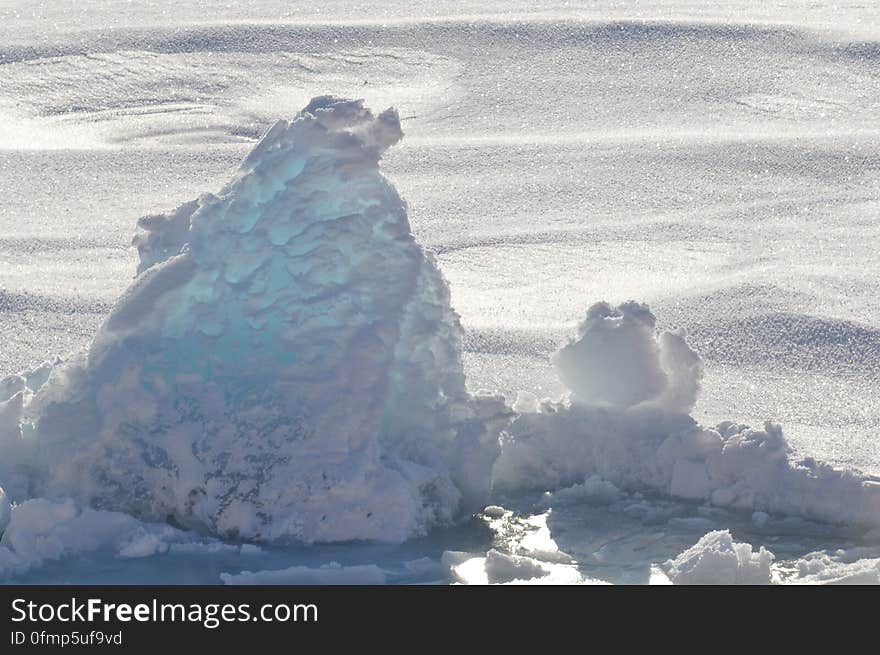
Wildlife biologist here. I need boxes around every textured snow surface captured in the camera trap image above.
[0,97,509,543]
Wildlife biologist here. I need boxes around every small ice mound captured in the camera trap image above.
[442,548,581,585]
[0,96,510,543]
[665,530,774,585]
[0,497,193,578]
[495,301,880,530]
[0,386,36,502]
[482,505,507,519]
[751,511,771,528]
[442,550,486,584]
[555,301,701,414]
[790,549,880,585]
[542,476,621,506]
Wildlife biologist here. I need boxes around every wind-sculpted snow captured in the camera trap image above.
[495,302,880,529]
[0,97,510,543]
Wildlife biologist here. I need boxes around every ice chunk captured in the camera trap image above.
[221,562,386,585]
[666,530,774,585]
[0,498,191,578]
[556,301,668,410]
[496,302,880,530]
[790,549,880,585]
[484,549,551,584]
[555,301,701,414]
[1,97,510,543]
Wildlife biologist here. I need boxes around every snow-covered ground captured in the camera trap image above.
[1,1,879,584]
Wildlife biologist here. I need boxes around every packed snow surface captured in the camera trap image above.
[2,0,880,584]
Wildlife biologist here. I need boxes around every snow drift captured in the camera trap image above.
[495,301,880,529]
[0,96,510,543]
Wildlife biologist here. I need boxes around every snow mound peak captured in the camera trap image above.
[1,97,510,543]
